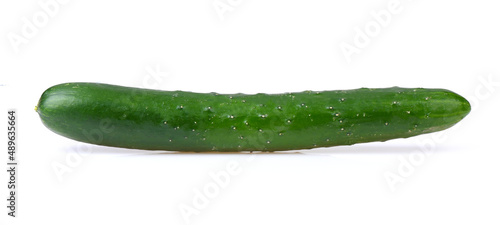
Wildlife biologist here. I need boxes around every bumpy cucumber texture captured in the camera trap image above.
[36,83,470,152]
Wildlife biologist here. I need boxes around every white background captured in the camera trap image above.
[1,0,499,224]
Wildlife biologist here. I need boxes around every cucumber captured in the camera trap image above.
[35,83,470,152]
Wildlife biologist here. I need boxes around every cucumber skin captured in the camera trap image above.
[36,83,470,152]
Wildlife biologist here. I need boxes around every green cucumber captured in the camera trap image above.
[35,82,470,152]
